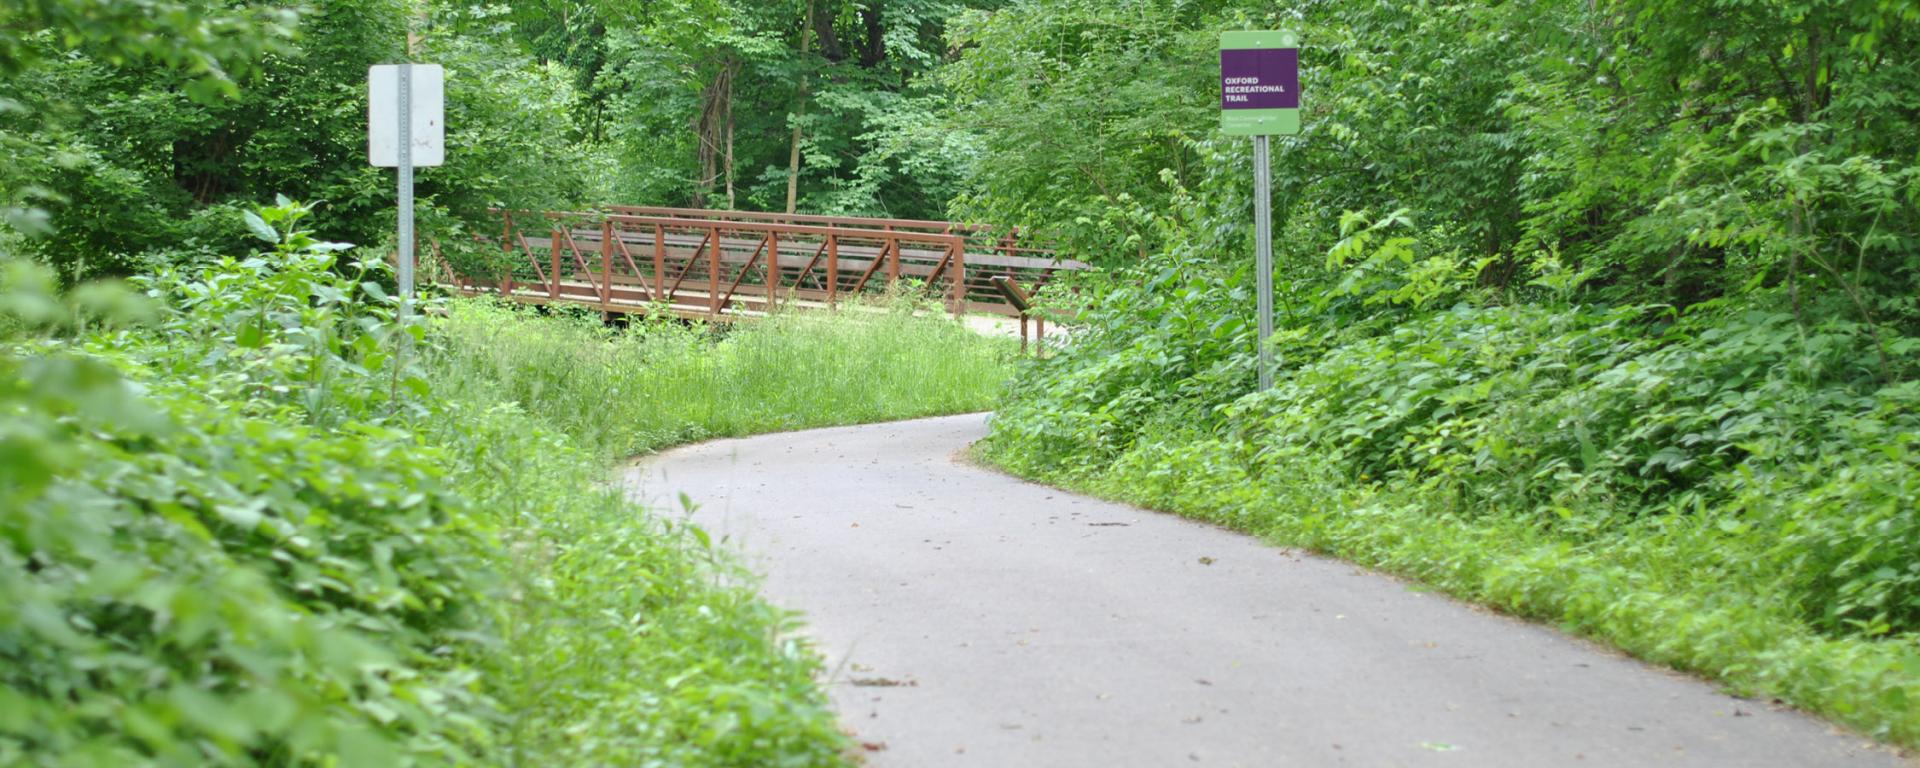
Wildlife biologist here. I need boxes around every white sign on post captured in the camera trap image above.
[368,64,444,167]
[369,63,443,333]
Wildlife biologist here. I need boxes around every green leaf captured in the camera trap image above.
[243,210,280,243]
[235,320,266,348]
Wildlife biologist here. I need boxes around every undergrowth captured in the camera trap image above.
[1,200,1011,765]
[984,272,1920,749]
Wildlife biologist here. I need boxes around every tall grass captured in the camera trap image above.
[417,394,852,766]
[416,296,1014,764]
[429,296,1015,460]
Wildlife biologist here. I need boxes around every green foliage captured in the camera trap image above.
[4,201,868,765]
[5,0,1024,277]
[510,0,998,217]
[1,348,495,766]
[0,0,296,241]
[940,0,1920,313]
[0,0,296,94]
[984,295,1920,744]
[2,0,602,280]
[940,0,1219,248]
[3,206,493,766]
[966,0,1920,747]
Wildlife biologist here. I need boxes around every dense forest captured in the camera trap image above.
[2,0,1000,279]
[5,0,1920,762]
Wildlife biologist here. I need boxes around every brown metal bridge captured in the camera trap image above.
[429,206,1085,342]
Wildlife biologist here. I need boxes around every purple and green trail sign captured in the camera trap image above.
[1220,30,1300,136]
[1221,30,1299,390]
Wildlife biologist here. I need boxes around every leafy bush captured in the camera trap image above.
[984,270,1920,744]
[2,205,495,765]
[2,201,859,765]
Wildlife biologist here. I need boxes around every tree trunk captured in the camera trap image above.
[725,90,736,210]
[813,1,845,63]
[695,61,734,208]
[786,0,815,214]
[859,3,885,68]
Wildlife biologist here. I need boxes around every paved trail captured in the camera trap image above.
[624,414,1909,768]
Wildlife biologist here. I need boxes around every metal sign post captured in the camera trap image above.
[368,63,445,326]
[397,64,413,320]
[1220,31,1300,390]
[1252,134,1274,390]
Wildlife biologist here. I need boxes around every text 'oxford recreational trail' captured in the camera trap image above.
[1219,48,1299,110]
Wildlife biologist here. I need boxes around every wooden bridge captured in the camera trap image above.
[429,206,1085,341]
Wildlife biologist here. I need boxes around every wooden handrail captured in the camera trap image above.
[464,206,1086,323]
[989,275,1033,313]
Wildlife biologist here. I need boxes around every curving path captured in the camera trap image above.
[623,413,1911,768]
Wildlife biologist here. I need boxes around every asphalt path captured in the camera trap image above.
[624,413,1910,767]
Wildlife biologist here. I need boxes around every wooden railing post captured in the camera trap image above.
[826,233,839,308]
[887,236,901,286]
[766,232,778,313]
[549,225,562,300]
[707,225,721,318]
[653,223,667,305]
[950,239,966,317]
[990,276,1034,354]
[600,219,613,318]
[500,211,515,296]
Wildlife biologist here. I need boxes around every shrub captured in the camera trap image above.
[985,264,1920,744]
[2,200,859,765]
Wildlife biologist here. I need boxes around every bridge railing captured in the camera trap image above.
[601,205,1058,261]
[437,207,1086,322]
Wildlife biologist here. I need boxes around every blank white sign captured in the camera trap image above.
[368,64,444,167]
